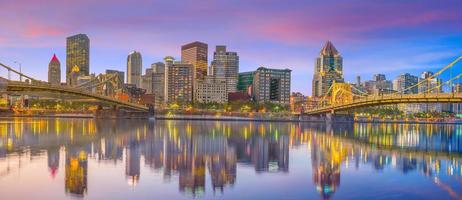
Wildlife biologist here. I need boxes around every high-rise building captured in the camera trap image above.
[141,68,153,94]
[312,41,343,97]
[195,76,228,104]
[105,69,125,84]
[210,45,239,93]
[418,71,442,112]
[363,74,393,95]
[237,71,255,95]
[48,54,61,85]
[164,57,194,103]
[66,34,89,85]
[253,67,291,104]
[393,73,419,94]
[127,51,142,87]
[151,62,166,108]
[181,41,208,81]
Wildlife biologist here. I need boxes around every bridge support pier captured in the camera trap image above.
[325,113,354,123]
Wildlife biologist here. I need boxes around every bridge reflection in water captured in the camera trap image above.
[0,119,462,199]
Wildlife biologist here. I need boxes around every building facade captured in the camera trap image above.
[66,34,89,85]
[210,45,239,94]
[141,68,153,94]
[48,54,61,85]
[253,67,291,104]
[363,74,393,95]
[393,73,419,94]
[237,71,254,94]
[195,76,228,104]
[127,51,142,87]
[181,41,208,82]
[151,62,166,108]
[312,41,343,97]
[164,57,194,103]
[418,71,443,112]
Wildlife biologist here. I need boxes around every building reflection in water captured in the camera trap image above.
[47,147,60,178]
[65,146,88,196]
[0,118,462,199]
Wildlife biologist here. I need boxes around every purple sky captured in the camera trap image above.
[0,0,461,95]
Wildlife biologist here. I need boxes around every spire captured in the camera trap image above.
[50,54,60,63]
[320,41,339,56]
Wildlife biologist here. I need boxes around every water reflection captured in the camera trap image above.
[0,119,462,199]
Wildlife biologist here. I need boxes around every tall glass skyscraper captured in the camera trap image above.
[312,41,344,97]
[66,34,89,85]
[127,51,142,87]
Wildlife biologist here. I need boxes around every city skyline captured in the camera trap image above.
[1,0,462,95]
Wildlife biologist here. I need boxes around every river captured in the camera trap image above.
[0,118,461,199]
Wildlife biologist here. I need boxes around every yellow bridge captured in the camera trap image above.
[305,55,462,115]
[0,62,149,111]
[4,81,149,111]
[305,93,462,115]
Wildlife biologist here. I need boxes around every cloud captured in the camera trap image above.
[0,0,461,95]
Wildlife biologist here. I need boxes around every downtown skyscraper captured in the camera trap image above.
[48,54,61,85]
[181,41,208,81]
[127,51,142,87]
[66,34,89,85]
[210,45,239,93]
[312,41,344,97]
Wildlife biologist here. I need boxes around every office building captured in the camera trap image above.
[181,41,208,81]
[151,62,166,108]
[312,41,344,97]
[363,74,393,95]
[66,34,89,85]
[210,45,239,93]
[164,56,194,103]
[127,51,142,87]
[195,76,228,104]
[418,71,443,112]
[141,68,153,94]
[48,54,61,85]
[253,67,291,104]
[237,71,255,94]
[393,73,419,94]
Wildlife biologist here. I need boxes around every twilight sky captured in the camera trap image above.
[0,0,461,95]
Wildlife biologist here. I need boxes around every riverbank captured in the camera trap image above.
[2,111,462,124]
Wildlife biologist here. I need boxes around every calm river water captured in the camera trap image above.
[0,118,462,200]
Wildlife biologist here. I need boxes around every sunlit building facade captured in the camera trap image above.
[181,41,208,82]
